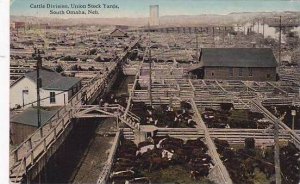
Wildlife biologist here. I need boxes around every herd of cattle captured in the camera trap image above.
[109,136,213,184]
[267,105,300,130]
[214,138,300,184]
[97,94,128,108]
[96,77,300,183]
[202,108,270,129]
[130,101,197,128]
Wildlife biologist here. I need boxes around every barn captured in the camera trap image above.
[189,48,278,81]
[10,108,57,145]
[110,28,128,38]
[10,69,82,109]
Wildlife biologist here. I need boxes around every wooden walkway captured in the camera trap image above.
[9,38,140,183]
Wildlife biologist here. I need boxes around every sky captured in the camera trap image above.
[10,0,300,18]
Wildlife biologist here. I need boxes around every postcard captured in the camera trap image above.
[6,0,300,183]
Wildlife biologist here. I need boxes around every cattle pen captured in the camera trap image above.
[9,28,300,184]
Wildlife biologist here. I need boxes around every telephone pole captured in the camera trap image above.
[257,19,260,34]
[263,18,265,38]
[147,22,152,107]
[196,33,199,49]
[271,17,282,180]
[274,119,282,184]
[278,16,282,64]
[35,48,43,136]
[212,27,215,47]
[149,48,152,107]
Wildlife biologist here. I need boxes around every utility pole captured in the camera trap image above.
[212,27,215,47]
[291,109,296,130]
[274,118,282,184]
[257,19,260,34]
[279,16,282,65]
[263,18,265,38]
[35,48,43,137]
[149,48,152,107]
[147,21,152,107]
[223,26,225,43]
[196,33,199,51]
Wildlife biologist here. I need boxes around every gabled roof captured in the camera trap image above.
[10,108,57,127]
[24,69,81,91]
[200,48,278,68]
[110,29,128,37]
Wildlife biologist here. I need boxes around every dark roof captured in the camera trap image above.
[25,69,81,91]
[200,48,278,68]
[10,108,57,127]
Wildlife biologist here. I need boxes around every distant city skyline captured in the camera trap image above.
[11,0,300,18]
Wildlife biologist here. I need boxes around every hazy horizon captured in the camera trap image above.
[11,0,300,18]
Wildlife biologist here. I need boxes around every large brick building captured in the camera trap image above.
[190,48,278,81]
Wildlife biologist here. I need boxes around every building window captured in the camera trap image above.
[229,68,233,77]
[211,72,214,76]
[267,74,271,78]
[239,68,243,76]
[248,68,253,76]
[50,92,56,103]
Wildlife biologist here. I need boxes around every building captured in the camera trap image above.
[115,25,129,30]
[189,48,278,81]
[149,5,159,26]
[10,108,57,145]
[11,21,26,30]
[10,69,82,109]
[110,28,128,38]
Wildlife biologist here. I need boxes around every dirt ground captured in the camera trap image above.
[71,136,114,183]
[43,117,117,183]
[71,118,116,183]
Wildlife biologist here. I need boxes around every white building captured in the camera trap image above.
[149,5,159,26]
[10,69,82,109]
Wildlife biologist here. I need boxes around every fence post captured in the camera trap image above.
[49,120,53,129]
[28,138,32,149]
[30,150,34,165]
[54,128,57,140]
[22,159,26,172]
[43,139,47,152]
[14,150,18,163]
[40,128,43,138]
[62,119,65,129]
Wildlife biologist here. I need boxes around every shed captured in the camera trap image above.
[10,108,57,145]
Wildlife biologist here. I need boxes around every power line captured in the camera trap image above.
[17,90,69,108]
